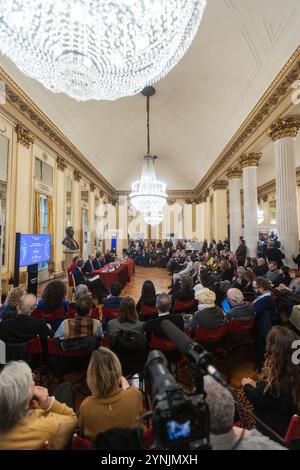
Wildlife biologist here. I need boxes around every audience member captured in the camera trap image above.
[79,348,144,440]
[187,288,224,335]
[103,283,123,309]
[226,288,254,321]
[72,258,107,303]
[136,280,157,314]
[0,294,53,343]
[253,257,268,277]
[0,287,24,321]
[204,375,285,450]
[0,361,77,450]
[242,326,300,439]
[265,241,285,267]
[144,293,183,339]
[106,297,144,339]
[265,261,281,287]
[54,294,102,350]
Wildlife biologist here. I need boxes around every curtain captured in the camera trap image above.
[34,191,41,234]
[46,196,55,272]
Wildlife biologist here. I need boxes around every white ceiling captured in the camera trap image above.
[1,0,300,191]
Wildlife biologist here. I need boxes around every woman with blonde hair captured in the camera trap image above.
[79,347,144,440]
[186,288,224,335]
[242,326,300,438]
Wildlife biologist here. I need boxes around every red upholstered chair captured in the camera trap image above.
[101,336,111,348]
[32,307,65,331]
[67,306,100,320]
[102,306,119,322]
[284,415,300,448]
[194,323,229,353]
[72,434,91,450]
[173,299,197,314]
[46,337,92,386]
[150,334,177,351]
[27,336,45,384]
[228,316,255,349]
[139,304,158,321]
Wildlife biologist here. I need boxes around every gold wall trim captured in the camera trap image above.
[0,67,116,197]
[196,46,300,197]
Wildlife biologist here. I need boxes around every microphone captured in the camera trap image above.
[160,319,227,387]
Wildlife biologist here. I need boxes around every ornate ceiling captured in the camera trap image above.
[0,0,300,193]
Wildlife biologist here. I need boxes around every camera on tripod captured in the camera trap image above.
[145,349,210,450]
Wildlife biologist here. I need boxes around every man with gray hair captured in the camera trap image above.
[144,292,184,339]
[0,293,53,343]
[226,288,254,321]
[204,375,285,450]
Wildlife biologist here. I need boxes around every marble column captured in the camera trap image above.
[240,153,261,257]
[268,118,300,265]
[227,167,242,253]
[212,180,228,242]
[203,191,212,242]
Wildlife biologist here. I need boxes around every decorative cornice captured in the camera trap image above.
[226,167,242,179]
[0,67,115,196]
[15,123,33,148]
[239,152,262,168]
[90,182,96,192]
[56,155,67,171]
[74,170,82,182]
[267,117,300,141]
[195,46,300,195]
[185,199,194,205]
[212,180,228,190]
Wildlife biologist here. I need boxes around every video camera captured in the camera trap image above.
[145,350,210,450]
[144,320,230,450]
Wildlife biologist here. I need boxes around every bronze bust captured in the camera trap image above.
[62,226,79,251]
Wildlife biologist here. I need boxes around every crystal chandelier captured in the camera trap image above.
[129,86,167,226]
[0,0,207,101]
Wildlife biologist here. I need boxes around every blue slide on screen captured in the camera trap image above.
[19,234,51,267]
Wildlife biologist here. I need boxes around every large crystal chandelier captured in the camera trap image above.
[0,0,207,101]
[129,86,167,226]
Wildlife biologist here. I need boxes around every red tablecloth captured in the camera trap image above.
[93,259,135,290]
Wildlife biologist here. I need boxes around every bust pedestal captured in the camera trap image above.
[63,249,79,300]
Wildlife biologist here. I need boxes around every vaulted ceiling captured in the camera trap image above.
[0,0,300,191]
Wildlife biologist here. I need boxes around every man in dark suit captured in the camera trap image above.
[72,259,107,303]
[144,293,183,339]
[93,251,106,270]
[82,254,95,274]
[0,293,53,343]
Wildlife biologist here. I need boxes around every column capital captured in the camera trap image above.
[239,152,262,168]
[73,169,82,182]
[90,182,96,192]
[56,155,67,171]
[226,167,242,179]
[267,117,300,141]
[212,180,228,190]
[16,123,33,148]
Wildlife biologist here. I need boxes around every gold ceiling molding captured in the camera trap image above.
[56,155,67,171]
[226,167,242,179]
[15,123,33,148]
[212,180,228,190]
[0,67,115,196]
[267,117,300,141]
[195,46,300,195]
[239,152,262,168]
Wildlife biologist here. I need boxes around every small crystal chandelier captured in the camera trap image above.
[0,0,207,101]
[129,86,167,226]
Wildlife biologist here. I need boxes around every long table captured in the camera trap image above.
[92,259,135,290]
